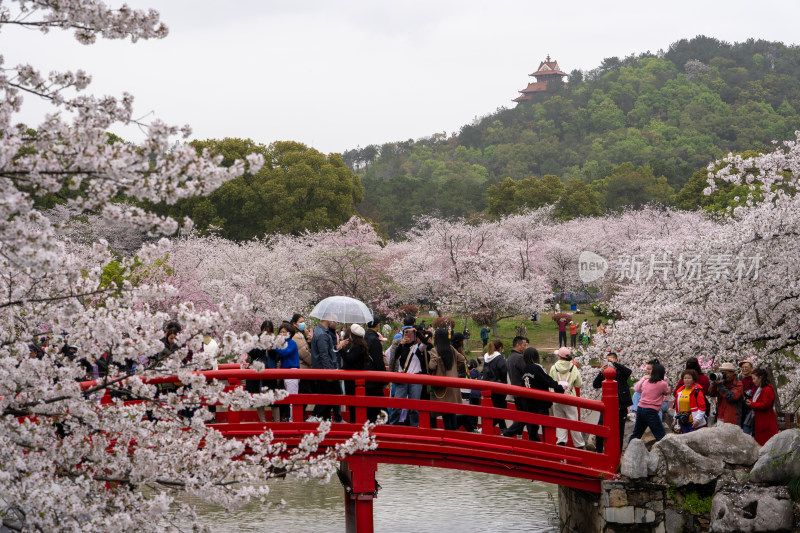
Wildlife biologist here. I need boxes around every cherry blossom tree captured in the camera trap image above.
[577,143,800,409]
[0,2,374,531]
[390,214,550,331]
[295,216,399,318]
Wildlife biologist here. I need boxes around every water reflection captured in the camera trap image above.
[180,464,558,532]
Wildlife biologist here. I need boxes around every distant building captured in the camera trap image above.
[512,55,568,103]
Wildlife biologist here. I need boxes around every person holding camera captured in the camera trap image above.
[673,369,707,433]
[592,351,632,452]
[739,360,757,435]
[387,325,429,427]
[708,362,744,426]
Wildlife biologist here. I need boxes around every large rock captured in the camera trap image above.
[710,486,793,532]
[749,429,800,484]
[651,424,760,486]
[653,434,722,486]
[621,438,650,479]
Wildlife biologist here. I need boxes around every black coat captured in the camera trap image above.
[364,329,387,391]
[342,343,367,370]
[481,355,507,384]
[592,361,633,409]
[521,363,564,410]
[342,343,368,396]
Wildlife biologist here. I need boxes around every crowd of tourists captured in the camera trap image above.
[42,314,781,451]
[602,353,780,448]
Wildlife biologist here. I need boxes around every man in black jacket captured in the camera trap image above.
[364,320,388,422]
[502,336,529,437]
[592,351,632,453]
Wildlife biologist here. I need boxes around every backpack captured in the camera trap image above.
[556,367,574,395]
[480,358,497,382]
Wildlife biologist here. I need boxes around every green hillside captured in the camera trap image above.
[347,36,800,236]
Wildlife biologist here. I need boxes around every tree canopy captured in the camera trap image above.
[148,138,364,240]
[345,36,800,236]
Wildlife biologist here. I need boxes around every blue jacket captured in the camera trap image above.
[311,324,336,370]
[275,338,300,369]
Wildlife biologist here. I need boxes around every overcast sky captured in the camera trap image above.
[4,0,800,155]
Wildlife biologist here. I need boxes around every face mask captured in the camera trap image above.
[298,322,306,332]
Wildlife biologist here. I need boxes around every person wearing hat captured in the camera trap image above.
[548,347,585,449]
[387,325,429,427]
[364,320,388,422]
[340,324,369,422]
[708,362,744,426]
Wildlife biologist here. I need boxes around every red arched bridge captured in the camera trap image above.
[92,366,621,533]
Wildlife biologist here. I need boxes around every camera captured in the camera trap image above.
[709,372,719,381]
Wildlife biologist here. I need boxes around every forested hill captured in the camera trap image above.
[346,36,800,237]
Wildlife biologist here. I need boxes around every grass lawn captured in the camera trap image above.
[387,307,608,358]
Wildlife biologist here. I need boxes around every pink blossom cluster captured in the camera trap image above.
[0,3,375,531]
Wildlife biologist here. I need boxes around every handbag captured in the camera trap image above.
[742,410,754,430]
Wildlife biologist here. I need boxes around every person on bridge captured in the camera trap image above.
[246,320,282,423]
[387,326,429,427]
[364,320,388,423]
[341,323,370,423]
[592,351,632,453]
[275,322,301,404]
[549,347,585,449]
[290,314,314,404]
[428,328,467,430]
[502,336,531,438]
[481,340,509,431]
[519,347,564,442]
[310,314,345,421]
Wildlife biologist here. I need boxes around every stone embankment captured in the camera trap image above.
[559,425,800,532]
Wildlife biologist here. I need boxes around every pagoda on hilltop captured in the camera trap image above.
[513,55,568,103]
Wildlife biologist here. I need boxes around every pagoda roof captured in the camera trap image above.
[529,54,568,77]
[518,81,549,94]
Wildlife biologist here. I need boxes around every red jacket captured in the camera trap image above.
[749,383,779,446]
[674,384,707,426]
[709,377,743,425]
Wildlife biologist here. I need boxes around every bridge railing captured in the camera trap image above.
[81,366,622,475]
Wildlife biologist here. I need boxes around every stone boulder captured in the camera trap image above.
[621,438,649,479]
[710,486,793,532]
[749,429,800,484]
[652,424,760,486]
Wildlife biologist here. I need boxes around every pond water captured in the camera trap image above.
[178,464,560,532]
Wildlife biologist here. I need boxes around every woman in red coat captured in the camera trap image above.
[746,368,779,446]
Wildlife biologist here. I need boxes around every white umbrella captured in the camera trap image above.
[309,296,374,324]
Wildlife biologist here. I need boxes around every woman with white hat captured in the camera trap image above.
[341,324,369,423]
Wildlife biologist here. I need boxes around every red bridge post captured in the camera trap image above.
[480,389,493,435]
[601,366,620,474]
[354,379,367,425]
[341,456,377,533]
